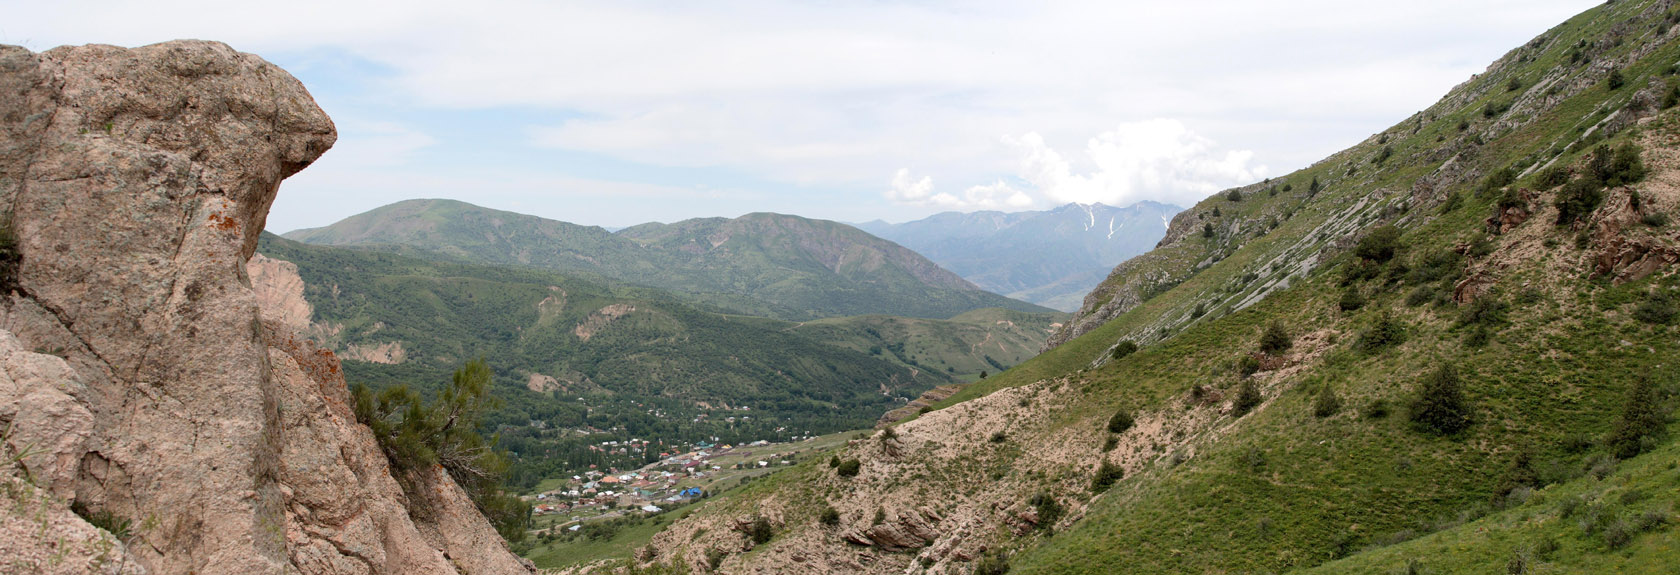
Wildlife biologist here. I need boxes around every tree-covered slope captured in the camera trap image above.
[283,200,1049,320]
[254,234,1064,484]
[603,2,1680,573]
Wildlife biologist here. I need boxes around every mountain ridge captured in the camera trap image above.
[284,199,1049,320]
[854,201,1184,311]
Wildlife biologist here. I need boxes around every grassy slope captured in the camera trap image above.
[626,2,1680,573]
[1005,2,1680,572]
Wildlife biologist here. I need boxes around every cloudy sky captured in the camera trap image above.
[12,0,1596,231]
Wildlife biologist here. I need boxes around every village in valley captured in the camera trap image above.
[523,431,858,537]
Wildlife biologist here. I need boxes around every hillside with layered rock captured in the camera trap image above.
[856,201,1183,311]
[0,41,528,574]
[583,2,1680,573]
[285,200,1049,320]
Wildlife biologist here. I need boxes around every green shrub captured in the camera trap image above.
[974,553,1011,575]
[990,431,1008,443]
[1283,183,1294,192]
[1203,223,1215,238]
[1339,287,1366,312]
[1226,189,1243,202]
[1309,176,1321,195]
[1110,340,1138,360]
[1458,296,1508,328]
[1107,409,1134,434]
[1102,435,1119,452]
[1589,142,1646,187]
[1409,249,1464,284]
[1555,175,1604,225]
[1237,355,1262,377]
[352,359,529,541]
[1090,461,1125,493]
[1028,492,1063,530]
[748,516,774,544]
[1406,286,1439,307]
[1479,166,1518,196]
[1607,68,1625,90]
[1606,378,1667,459]
[1531,165,1571,189]
[1634,290,1677,324]
[1355,225,1403,263]
[828,455,840,468]
[1643,212,1670,227]
[1356,312,1406,354]
[1364,398,1392,419]
[836,458,861,477]
[70,502,131,539]
[1259,320,1292,355]
[1313,384,1342,418]
[1410,364,1472,435]
[1234,379,1262,416]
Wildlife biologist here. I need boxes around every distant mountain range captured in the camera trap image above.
[283,199,1050,321]
[854,201,1183,311]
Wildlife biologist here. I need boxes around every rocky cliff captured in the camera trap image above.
[0,41,527,575]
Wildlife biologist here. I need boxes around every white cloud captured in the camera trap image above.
[889,119,1266,210]
[1010,120,1267,207]
[10,0,1601,225]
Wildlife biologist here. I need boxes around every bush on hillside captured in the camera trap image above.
[836,458,861,477]
[1227,189,1243,202]
[1409,364,1472,435]
[1531,165,1571,190]
[352,359,529,541]
[973,553,1011,575]
[1355,312,1406,354]
[819,506,841,527]
[1259,320,1292,355]
[1203,223,1215,238]
[1355,226,1403,263]
[1309,176,1321,195]
[748,516,774,544]
[1107,409,1135,434]
[1090,461,1124,493]
[1028,492,1063,531]
[1234,379,1262,416]
[1237,355,1262,377]
[1457,296,1508,329]
[1374,145,1394,166]
[1588,142,1646,187]
[1606,378,1667,459]
[1634,290,1677,324]
[1607,68,1625,90]
[1313,383,1343,418]
[1110,340,1138,360]
[1339,287,1367,312]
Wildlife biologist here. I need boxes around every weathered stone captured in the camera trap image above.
[0,40,527,575]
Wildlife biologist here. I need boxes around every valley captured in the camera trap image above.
[251,233,1066,492]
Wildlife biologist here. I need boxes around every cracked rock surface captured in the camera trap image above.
[0,40,526,575]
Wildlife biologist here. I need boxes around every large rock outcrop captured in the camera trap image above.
[0,40,526,574]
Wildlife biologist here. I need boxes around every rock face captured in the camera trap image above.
[0,41,526,575]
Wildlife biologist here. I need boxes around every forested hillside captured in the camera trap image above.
[255,234,1064,487]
